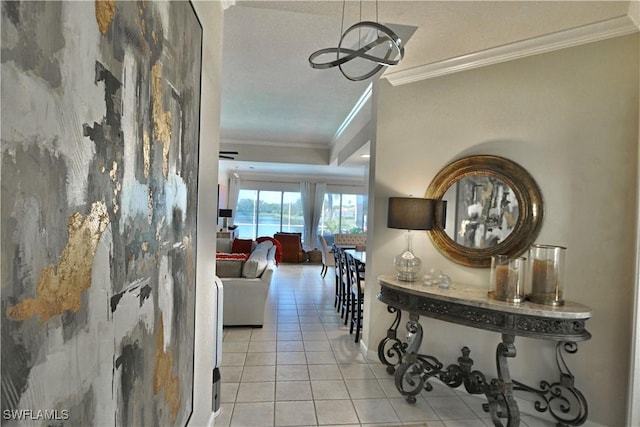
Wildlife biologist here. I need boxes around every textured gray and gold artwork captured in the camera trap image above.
[1,1,202,425]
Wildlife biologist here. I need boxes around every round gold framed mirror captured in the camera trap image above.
[425,155,543,268]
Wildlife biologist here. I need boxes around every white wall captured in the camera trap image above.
[189,2,224,426]
[366,34,639,426]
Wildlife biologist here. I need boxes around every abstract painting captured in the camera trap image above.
[1,1,202,425]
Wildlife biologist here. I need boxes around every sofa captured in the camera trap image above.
[273,232,307,263]
[333,233,366,249]
[216,238,277,327]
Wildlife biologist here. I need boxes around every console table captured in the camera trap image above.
[376,274,592,427]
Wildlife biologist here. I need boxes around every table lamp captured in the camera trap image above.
[219,209,232,231]
[387,197,445,281]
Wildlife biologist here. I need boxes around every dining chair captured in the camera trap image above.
[347,252,365,342]
[318,234,335,278]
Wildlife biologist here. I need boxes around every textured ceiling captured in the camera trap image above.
[219,1,633,178]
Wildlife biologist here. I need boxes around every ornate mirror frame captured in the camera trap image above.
[425,155,544,268]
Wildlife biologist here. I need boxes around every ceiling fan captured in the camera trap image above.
[219,151,238,160]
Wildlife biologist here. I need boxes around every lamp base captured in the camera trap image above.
[394,250,421,282]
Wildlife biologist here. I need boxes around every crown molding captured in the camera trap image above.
[384,15,639,86]
[220,138,326,149]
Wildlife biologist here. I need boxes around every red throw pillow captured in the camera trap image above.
[256,236,282,266]
[231,238,253,254]
[216,253,249,261]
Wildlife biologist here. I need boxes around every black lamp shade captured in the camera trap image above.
[218,209,232,218]
[387,197,445,230]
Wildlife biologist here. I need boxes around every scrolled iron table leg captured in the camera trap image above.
[513,341,588,426]
[377,305,406,374]
[394,314,427,403]
[485,334,520,427]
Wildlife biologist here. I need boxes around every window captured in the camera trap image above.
[235,189,303,240]
[319,193,367,236]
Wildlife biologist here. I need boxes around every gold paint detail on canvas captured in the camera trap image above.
[152,62,172,179]
[95,0,116,35]
[143,131,151,179]
[153,317,181,422]
[6,201,110,323]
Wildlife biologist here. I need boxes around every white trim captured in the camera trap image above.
[220,138,327,149]
[384,15,639,86]
[333,83,373,143]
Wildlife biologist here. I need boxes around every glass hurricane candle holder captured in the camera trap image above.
[488,255,525,303]
[526,244,566,306]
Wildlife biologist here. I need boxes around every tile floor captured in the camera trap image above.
[216,264,555,427]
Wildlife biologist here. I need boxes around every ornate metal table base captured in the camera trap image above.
[378,310,589,427]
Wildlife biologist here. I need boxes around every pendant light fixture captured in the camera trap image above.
[308,0,404,81]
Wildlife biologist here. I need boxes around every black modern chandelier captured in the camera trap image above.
[308,1,404,82]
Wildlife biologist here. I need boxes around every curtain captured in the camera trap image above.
[228,177,241,225]
[300,181,326,250]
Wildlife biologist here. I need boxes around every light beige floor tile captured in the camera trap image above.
[220,366,243,383]
[441,419,490,427]
[221,352,247,367]
[315,399,359,425]
[251,330,278,341]
[370,362,395,379]
[223,341,249,353]
[221,382,239,403]
[305,351,337,365]
[339,363,376,379]
[248,340,277,353]
[389,396,440,422]
[303,340,332,352]
[426,396,478,420]
[302,330,329,340]
[378,378,403,398]
[277,315,299,323]
[236,381,275,402]
[276,340,304,352]
[300,323,326,331]
[520,415,555,427]
[277,351,307,365]
[277,309,299,317]
[345,378,387,399]
[311,380,349,400]
[276,323,300,332]
[276,365,309,381]
[275,381,313,401]
[215,403,233,427]
[275,401,317,426]
[230,402,274,427]
[224,328,252,342]
[299,315,322,323]
[245,352,276,366]
[352,398,401,424]
[241,365,276,382]
[277,331,303,341]
[308,364,343,380]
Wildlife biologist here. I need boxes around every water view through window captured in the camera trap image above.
[236,190,304,240]
[235,189,367,244]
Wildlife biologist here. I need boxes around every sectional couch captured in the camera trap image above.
[216,238,277,327]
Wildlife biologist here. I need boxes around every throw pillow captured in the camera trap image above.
[231,238,253,254]
[256,236,282,265]
[242,241,273,279]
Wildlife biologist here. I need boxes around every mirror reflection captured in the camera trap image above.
[426,154,543,268]
[443,175,519,249]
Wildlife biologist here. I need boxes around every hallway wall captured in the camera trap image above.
[365,33,639,426]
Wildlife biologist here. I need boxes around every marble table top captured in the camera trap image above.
[378,274,592,320]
